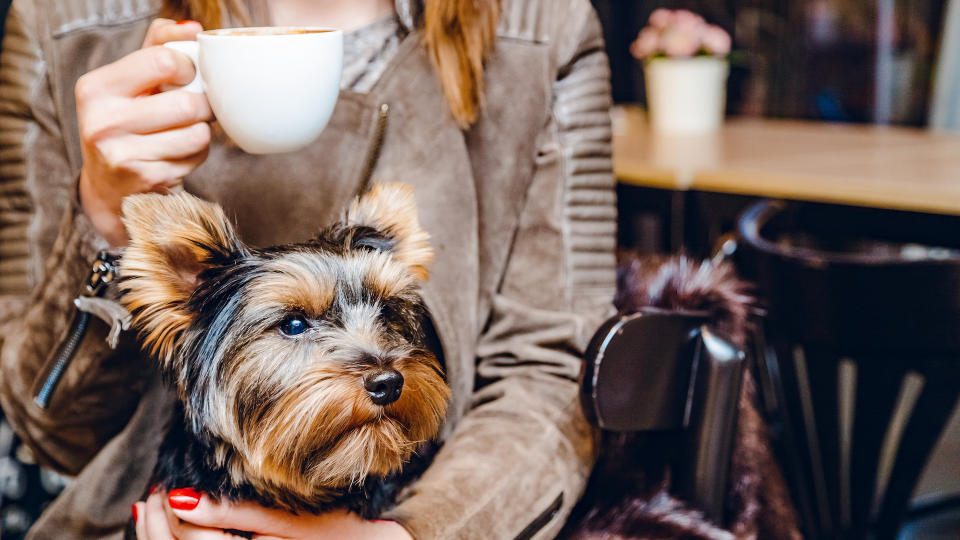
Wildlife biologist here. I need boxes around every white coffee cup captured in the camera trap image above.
[165,27,343,154]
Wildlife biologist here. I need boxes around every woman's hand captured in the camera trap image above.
[132,489,414,539]
[77,19,213,247]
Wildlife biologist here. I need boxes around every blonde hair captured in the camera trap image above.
[161,0,500,128]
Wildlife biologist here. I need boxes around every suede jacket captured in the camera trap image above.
[0,0,617,538]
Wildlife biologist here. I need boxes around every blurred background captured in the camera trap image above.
[594,0,948,126]
[594,3,960,539]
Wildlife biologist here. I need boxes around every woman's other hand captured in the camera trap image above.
[77,19,212,247]
[132,489,414,539]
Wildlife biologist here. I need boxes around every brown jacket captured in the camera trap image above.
[0,0,617,538]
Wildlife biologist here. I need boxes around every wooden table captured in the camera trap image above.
[613,106,960,216]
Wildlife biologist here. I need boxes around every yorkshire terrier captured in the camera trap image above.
[118,184,450,528]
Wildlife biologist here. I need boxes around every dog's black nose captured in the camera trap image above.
[363,370,403,406]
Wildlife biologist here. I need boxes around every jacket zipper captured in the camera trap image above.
[356,102,390,196]
[34,251,118,409]
[514,493,563,540]
[34,310,91,408]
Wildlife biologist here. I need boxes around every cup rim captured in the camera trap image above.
[199,26,341,38]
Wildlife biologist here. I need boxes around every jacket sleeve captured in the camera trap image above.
[0,0,45,311]
[379,3,617,538]
[0,0,146,475]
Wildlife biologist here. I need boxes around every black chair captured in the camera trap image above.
[578,308,747,525]
[736,200,960,540]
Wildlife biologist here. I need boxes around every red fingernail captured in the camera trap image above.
[131,504,138,523]
[177,19,198,25]
[168,488,201,511]
[149,485,158,495]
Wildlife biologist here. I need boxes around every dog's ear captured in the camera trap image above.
[346,183,433,280]
[119,191,245,364]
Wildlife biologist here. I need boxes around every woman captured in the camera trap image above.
[0,0,617,537]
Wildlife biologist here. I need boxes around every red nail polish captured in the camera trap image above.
[131,504,138,523]
[177,19,198,25]
[168,488,201,511]
[149,485,158,495]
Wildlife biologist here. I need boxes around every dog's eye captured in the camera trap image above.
[279,315,309,336]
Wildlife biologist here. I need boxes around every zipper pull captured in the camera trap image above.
[76,250,131,347]
[83,250,120,297]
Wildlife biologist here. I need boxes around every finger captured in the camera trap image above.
[168,503,239,540]
[135,502,148,540]
[168,493,306,538]
[171,522,244,540]
[88,148,204,196]
[141,18,175,48]
[143,18,203,48]
[133,149,209,190]
[78,90,210,156]
[102,122,211,162]
[145,492,177,540]
[78,46,197,99]
[125,90,213,133]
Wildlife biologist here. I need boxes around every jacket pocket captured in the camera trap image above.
[514,493,563,540]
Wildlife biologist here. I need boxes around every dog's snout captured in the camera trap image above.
[363,370,403,406]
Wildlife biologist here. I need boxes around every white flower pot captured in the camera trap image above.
[644,56,729,135]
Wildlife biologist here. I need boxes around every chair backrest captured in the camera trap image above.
[581,310,705,432]
[580,309,746,523]
[736,200,960,540]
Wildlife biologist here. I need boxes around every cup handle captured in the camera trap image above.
[163,41,204,94]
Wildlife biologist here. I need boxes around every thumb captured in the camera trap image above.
[143,18,203,48]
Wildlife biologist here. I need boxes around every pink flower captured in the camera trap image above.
[661,27,700,57]
[648,9,674,29]
[630,27,661,59]
[702,25,732,55]
[633,9,730,59]
[673,9,707,35]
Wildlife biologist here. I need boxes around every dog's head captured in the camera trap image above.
[119,184,449,499]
